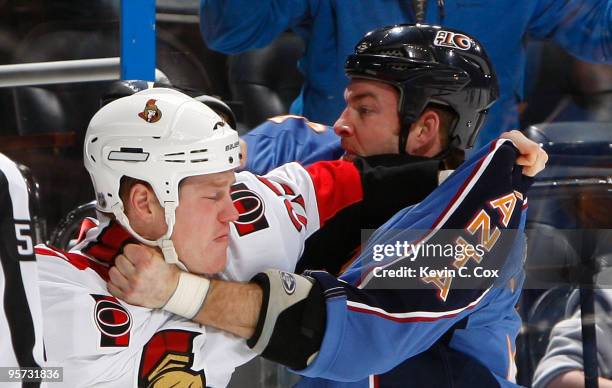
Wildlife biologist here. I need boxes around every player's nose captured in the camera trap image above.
[334,113,354,138]
[220,194,239,223]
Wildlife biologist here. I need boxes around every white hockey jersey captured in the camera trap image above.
[36,161,364,387]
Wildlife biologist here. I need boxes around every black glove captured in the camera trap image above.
[247,269,326,370]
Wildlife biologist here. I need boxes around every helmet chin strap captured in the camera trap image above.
[111,203,188,271]
[398,115,414,155]
[398,126,410,154]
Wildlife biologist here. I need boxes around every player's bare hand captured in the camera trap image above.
[107,243,180,309]
[501,130,548,177]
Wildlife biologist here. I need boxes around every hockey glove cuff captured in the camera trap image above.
[247,269,326,370]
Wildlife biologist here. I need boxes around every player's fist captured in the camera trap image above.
[500,130,548,177]
[108,243,180,309]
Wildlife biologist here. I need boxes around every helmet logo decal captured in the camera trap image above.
[356,41,371,53]
[138,99,162,123]
[434,31,472,51]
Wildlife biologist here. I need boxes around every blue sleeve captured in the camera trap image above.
[199,0,311,53]
[242,116,344,175]
[299,274,510,381]
[528,0,612,62]
[297,140,531,381]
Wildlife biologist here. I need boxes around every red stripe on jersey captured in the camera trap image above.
[305,160,363,227]
[35,246,110,280]
[346,290,486,323]
[347,304,465,323]
[284,199,304,231]
[82,221,134,264]
[256,176,283,196]
[292,194,306,209]
[76,218,97,244]
[280,182,295,196]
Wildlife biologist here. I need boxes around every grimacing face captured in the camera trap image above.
[168,171,238,275]
[333,79,402,159]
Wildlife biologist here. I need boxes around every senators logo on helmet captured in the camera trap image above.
[138,99,162,123]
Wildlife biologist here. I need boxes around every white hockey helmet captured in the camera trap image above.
[84,88,240,266]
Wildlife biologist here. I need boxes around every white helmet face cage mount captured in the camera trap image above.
[84,88,240,265]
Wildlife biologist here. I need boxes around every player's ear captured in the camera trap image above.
[405,109,441,156]
[125,183,162,223]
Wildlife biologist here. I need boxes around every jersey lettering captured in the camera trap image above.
[466,210,501,252]
[422,191,520,301]
[489,192,518,227]
[14,222,33,256]
[257,176,307,232]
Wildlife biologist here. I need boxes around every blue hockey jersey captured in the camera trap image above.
[242,115,342,175]
[296,139,531,387]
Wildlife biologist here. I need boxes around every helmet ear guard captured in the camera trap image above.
[346,24,500,152]
[84,88,241,267]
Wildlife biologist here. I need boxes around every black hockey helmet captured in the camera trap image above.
[193,95,237,130]
[345,24,499,152]
[100,73,171,108]
[100,80,156,107]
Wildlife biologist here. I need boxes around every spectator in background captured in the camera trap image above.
[200,0,611,148]
[533,289,612,388]
[533,203,612,388]
[521,42,612,126]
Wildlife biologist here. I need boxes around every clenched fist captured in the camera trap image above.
[108,244,180,309]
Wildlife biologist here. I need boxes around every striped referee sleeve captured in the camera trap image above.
[0,153,44,386]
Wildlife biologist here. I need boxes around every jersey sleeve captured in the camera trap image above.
[36,247,165,386]
[200,0,311,53]
[229,157,440,280]
[528,0,611,62]
[259,160,365,237]
[297,154,440,275]
[227,161,363,279]
[296,140,532,381]
[242,116,343,175]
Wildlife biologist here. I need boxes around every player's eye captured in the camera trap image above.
[357,106,374,116]
[202,192,221,201]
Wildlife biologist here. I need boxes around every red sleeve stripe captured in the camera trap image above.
[35,246,110,280]
[346,287,490,323]
[280,182,295,196]
[305,160,363,226]
[256,176,282,196]
[76,217,97,244]
[35,246,69,261]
